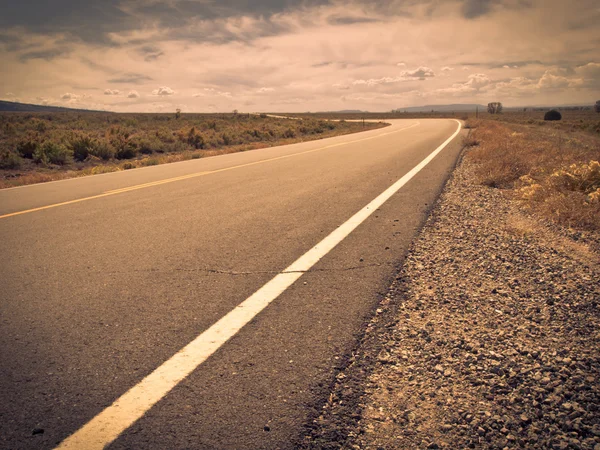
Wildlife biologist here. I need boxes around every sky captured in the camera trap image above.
[0,0,599,112]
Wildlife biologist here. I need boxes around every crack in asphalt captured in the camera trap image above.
[98,262,394,276]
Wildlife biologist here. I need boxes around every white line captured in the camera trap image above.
[55,119,462,450]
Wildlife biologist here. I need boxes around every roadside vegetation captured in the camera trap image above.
[0,112,386,188]
[464,118,600,231]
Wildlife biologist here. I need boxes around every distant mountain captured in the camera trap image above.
[0,100,106,113]
[394,104,486,113]
[321,109,369,114]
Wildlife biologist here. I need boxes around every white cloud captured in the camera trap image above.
[152,86,175,96]
[36,96,50,105]
[399,66,435,80]
[60,93,91,103]
[333,83,350,90]
[192,93,205,97]
[127,90,140,98]
[441,66,454,71]
[104,89,121,95]
[502,65,510,69]
[397,62,406,67]
[467,73,491,88]
[204,88,232,98]
[352,67,435,86]
[5,92,16,97]
[462,66,470,71]
[258,87,274,93]
[61,92,80,100]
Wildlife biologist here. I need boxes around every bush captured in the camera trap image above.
[187,127,205,149]
[89,141,115,160]
[544,110,562,121]
[283,128,296,138]
[136,138,163,154]
[70,135,96,161]
[33,142,72,165]
[111,135,138,159]
[16,138,39,159]
[0,150,21,169]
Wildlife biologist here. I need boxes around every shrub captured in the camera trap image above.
[111,135,138,159]
[0,150,21,169]
[136,138,163,154]
[549,161,600,194]
[33,142,72,165]
[544,110,562,121]
[283,128,296,138]
[16,138,39,159]
[121,162,135,170]
[70,135,96,161]
[595,100,600,113]
[89,141,115,160]
[141,158,159,166]
[187,127,205,149]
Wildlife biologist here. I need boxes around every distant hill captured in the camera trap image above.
[321,109,369,114]
[0,100,106,113]
[394,104,486,113]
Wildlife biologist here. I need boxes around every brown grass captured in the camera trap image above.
[0,112,386,188]
[465,120,600,231]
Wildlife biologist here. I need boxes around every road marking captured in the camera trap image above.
[55,119,461,450]
[0,122,420,219]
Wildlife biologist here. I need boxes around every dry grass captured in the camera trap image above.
[465,120,600,231]
[0,112,386,188]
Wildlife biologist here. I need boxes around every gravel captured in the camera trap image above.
[299,155,600,449]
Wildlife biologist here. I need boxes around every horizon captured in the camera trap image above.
[1,0,599,113]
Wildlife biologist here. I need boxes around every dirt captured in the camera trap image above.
[299,154,600,449]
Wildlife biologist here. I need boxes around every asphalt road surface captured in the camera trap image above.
[0,119,465,449]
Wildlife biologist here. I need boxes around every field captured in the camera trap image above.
[0,112,386,188]
[464,117,600,231]
[285,109,600,136]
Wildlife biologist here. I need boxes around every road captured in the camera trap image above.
[0,119,464,449]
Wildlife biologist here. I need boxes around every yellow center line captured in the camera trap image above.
[0,122,420,220]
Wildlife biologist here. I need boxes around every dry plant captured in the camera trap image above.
[466,120,600,230]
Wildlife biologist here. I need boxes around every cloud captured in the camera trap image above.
[575,62,600,85]
[353,67,435,86]
[36,96,50,105]
[61,92,79,100]
[19,47,70,62]
[461,0,497,19]
[152,86,175,96]
[333,83,350,90]
[104,89,121,95]
[441,66,454,71]
[60,92,91,102]
[537,70,578,89]
[327,16,381,26]
[192,93,205,97]
[127,90,140,98]
[257,87,274,93]
[399,66,435,80]
[204,88,232,98]
[108,73,153,84]
[5,92,16,97]
[397,62,407,67]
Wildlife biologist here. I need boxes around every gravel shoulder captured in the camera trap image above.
[300,151,600,449]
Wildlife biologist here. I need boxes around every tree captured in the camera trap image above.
[487,102,503,114]
[175,108,181,119]
[595,100,600,113]
[544,110,562,121]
